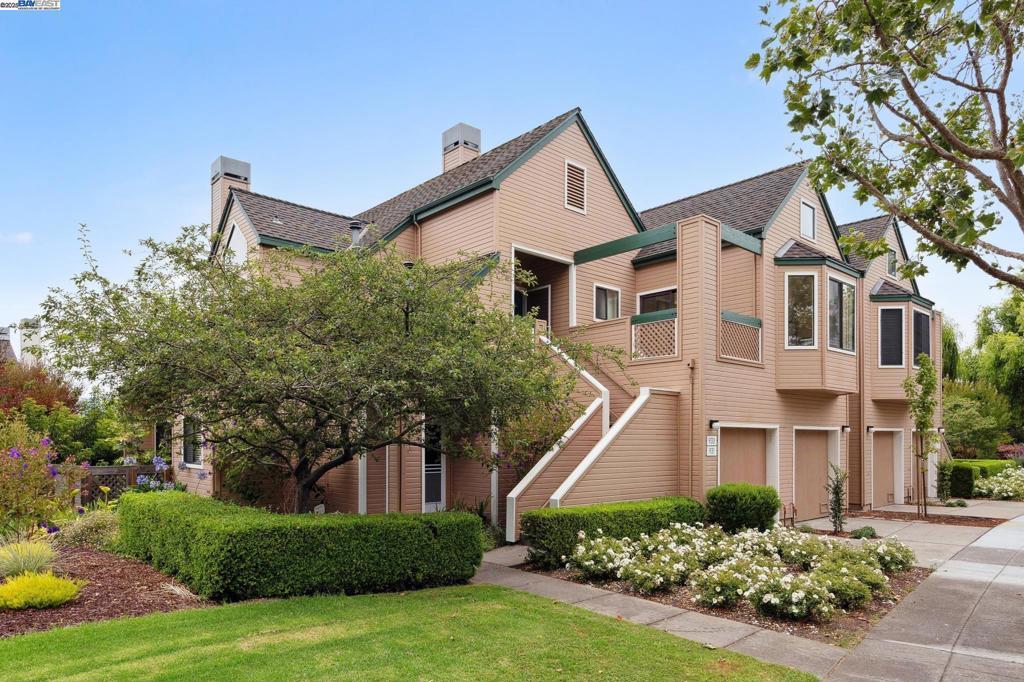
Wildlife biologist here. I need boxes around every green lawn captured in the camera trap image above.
[0,585,811,681]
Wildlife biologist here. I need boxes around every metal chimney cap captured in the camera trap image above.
[211,156,251,182]
[442,123,481,152]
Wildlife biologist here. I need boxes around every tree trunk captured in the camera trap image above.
[292,477,317,513]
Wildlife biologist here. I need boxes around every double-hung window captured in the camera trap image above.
[912,310,931,366]
[785,273,816,348]
[828,277,856,352]
[886,250,898,277]
[879,308,905,367]
[594,285,620,321]
[183,418,201,466]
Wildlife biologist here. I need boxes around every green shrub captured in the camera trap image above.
[950,463,978,498]
[945,498,968,507]
[705,484,780,532]
[850,526,877,539]
[0,571,83,609]
[797,524,814,533]
[520,497,705,569]
[0,542,55,577]
[812,567,872,610]
[117,492,483,600]
[937,460,954,501]
[746,571,834,621]
[955,459,1019,477]
[870,539,916,574]
[53,510,119,550]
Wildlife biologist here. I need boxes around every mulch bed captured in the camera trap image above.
[848,510,1003,528]
[525,564,931,648]
[0,547,206,638]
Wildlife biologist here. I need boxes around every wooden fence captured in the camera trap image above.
[78,464,170,502]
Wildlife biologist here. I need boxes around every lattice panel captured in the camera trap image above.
[632,319,677,359]
[91,472,129,496]
[721,319,761,362]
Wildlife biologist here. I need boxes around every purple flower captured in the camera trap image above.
[40,437,52,446]
[196,470,208,481]
[152,456,167,473]
[46,525,59,534]
[136,474,150,486]
[148,478,160,489]
[8,447,20,459]
[176,461,187,471]
[46,464,59,478]
[162,481,175,490]
[77,507,86,515]
[81,461,91,470]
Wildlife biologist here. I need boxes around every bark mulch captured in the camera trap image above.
[848,510,1003,528]
[0,547,205,638]
[527,565,931,649]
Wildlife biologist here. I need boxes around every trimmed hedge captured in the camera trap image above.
[521,497,705,568]
[950,464,977,499]
[117,492,483,601]
[705,483,781,532]
[953,459,1018,478]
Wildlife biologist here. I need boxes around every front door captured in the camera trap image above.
[422,422,445,512]
[719,428,767,486]
[794,430,829,522]
[873,432,895,508]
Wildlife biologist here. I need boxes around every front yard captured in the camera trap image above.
[0,584,811,682]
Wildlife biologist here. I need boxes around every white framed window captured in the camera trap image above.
[564,160,587,214]
[594,284,620,321]
[800,200,816,240]
[182,417,202,467]
[912,308,932,367]
[886,249,898,277]
[785,272,817,349]
[827,275,856,353]
[637,287,677,314]
[878,306,905,368]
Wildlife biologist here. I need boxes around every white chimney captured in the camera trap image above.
[210,156,251,240]
[18,317,41,367]
[442,123,481,172]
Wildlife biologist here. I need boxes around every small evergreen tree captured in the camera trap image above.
[825,462,848,533]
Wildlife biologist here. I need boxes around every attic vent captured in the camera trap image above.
[564,161,587,213]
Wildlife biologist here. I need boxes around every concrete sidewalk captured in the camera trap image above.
[474,546,847,678]
[879,499,1024,520]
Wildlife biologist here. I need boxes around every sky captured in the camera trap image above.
[1,1,1019,351]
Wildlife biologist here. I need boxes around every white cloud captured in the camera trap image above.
[0,232,32,245]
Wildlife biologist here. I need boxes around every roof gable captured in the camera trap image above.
[215,189,361,254]
[838,214,920,295]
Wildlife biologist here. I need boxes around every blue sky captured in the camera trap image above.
[0,1,1017,349]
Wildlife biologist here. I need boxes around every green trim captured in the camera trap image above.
[574,223,677,264]
[631,308,677,325]
[257,235,335,254]
[774,256,863,279]
[632,251,677,267]
[870,293,934,308]
[817,190,847,261]
[493,113,580,185]
[413,178,495,221]
[888,218,921,296]
[720,310,762,328]
[721,224,762,254]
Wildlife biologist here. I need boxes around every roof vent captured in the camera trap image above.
[349,220,364,246]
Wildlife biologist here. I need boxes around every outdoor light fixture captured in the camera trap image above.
[709,420,720,430]
[866,426,875,433]
[938,427,946,434]
[841,425,851,433]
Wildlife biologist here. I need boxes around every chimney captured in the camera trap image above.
[210,156,251,239]
[0,327,15,363]
[18,317,41,367]
[349,220,364,247]
[442,123,481,172]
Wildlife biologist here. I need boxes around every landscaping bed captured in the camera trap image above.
[847,510,1003,527]
[0,547,203,638]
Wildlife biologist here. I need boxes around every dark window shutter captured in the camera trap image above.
[913,311,931,364]
[880,308,903,366]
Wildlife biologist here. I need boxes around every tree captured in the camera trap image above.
[42,225,585,512]
[943,379,1011,456]
[974,289,1024,436]
[825,462,848,533]
[942,321,961,380]
[751,1,1024,289]
[904,354,938,517]
[0,361,79,413]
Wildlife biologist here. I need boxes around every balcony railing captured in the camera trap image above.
[720,311,761,363]
[631,309,677,360]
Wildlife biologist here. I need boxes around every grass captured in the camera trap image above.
[0,584,811,681]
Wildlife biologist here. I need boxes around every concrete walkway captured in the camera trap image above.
[828,514,1024,681]
[880,499,1024,520]
[474,545,847,678]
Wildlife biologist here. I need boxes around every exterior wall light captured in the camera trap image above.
[709,420,720,430]
[841,425,851,433]
[866,426,875,433]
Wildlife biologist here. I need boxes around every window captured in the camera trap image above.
[564,161,587,213]
[155,421,172,457]
[879,308,904,367]
[594,285,620,321]
[785,273,816,348]
[828,277,856,352]
[183,418,201,466]
[913,310,931,366]
[886,250,897,277]
[638,288,676,314]
[800,201,816,240]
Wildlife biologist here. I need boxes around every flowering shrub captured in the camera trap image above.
[53,510,119,550]
[565,531,635,580]
[749,571,835,620]
[774,532,836,570]
[816,560,888,594]
[871,538,916,573]
[0,438,81,528]
[691,556,783,608]
[974,466,1024,500]
[0,571,84,610]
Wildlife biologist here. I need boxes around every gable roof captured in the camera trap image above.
[223,188,363,252]
[874,280,914,297]
[634,161,809,262]
[836,214,893,270]
[778,239,831,259]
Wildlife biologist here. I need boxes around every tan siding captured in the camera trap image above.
[449,450,493,517]
[169,416,215,497]
[720,246,757,317]
[365,447,387,515]
[420,192,496,264]
[635,260,677,296]
[321,458,359,513]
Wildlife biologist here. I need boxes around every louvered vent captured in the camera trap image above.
[564,161,586,213]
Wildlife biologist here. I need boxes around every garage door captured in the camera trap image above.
[873,432,895,508]
[719,428,766,486]
[795,430,829,522]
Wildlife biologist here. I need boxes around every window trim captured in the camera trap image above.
[877,305,906,369]
[799,200,817,241]
[885,249,898,279]
[564,159,588,215]
[827,274,857,355]
[912,307,932,368]
[182,417,203,469]
[635,286,677,314]
[593,282,621,322]
[784,271,818,350]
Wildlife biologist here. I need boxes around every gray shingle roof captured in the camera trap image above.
[634,161,808,262]
[355,108,580,235]
[779,240,830,259]
[231,189,362,251]
[874,280,914,296]
[837,214,892,270]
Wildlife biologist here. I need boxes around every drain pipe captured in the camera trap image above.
[688,358,697,499]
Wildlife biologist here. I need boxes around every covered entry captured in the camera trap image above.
[719,428,767,485]
[512,247,572,336]
[794,429,836,522]
[872,430,899,508]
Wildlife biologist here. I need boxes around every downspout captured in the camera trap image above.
[688,358,697,499]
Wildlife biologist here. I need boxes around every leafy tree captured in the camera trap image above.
[751,0,1024,289]
[943,379,1011,457]
[42,226,585,512]
[974,289,1024,435]
[0,361,79,414]
[942,321,961,381]
[904,354,939,517]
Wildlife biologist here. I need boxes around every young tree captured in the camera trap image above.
[904,354,939,517]
[825,462,848,533]
[0,361,80,413]
[42,225,585,512]
[942,321,961,381]
[751,1,1024,289]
